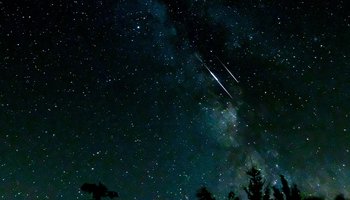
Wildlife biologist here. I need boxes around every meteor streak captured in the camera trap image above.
[195,53,233,99]
[216,56,239,83]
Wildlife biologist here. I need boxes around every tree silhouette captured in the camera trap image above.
[263,186,271,200]
[80,182,119,200]
[272,175,301,200]
[196,187,216,200]
[290,184,301,200]
[280,175,291,200]
[272,186,284,200]
[303,196,324,200]
[228,191,240,200]
[334,194,345,200]
[244,167,265,200]
[74,165,349,200]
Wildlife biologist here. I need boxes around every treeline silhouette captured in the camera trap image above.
[80,167,347,200]
[80,182,118,200]
[196,167,347,200]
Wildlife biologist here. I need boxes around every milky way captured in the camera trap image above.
[1,0,350,199]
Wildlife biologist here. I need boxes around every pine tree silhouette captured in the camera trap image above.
[244,167,265,200]
[263,186,271,200]
[334,194,345,200]
[80,182,119,200]
[290,184,301,200]
[280,175,291,200]
[196,187,216,200]
[272,186,284,200]
[303,196,324,200]
[271,174,301,200]
[228,191,240,200]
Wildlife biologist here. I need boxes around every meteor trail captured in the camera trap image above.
[195,53,233,99]
[207,68,233,99]
[216,56,239,83]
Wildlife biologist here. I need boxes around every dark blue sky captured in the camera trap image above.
[1,0,350,199]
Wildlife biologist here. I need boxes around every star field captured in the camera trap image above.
[1,0,350,199]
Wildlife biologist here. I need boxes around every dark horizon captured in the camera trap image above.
[78,167,348,200]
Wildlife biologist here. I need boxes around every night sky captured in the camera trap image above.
[1,0,350,199]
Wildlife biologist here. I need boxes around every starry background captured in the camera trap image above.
[1,0,350,199]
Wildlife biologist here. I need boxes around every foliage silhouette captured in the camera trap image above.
[193,167,348,200]
[270,175,302,200]
[263,186,271,200]
[228,191,240,200]
[244,167,265,200]
[334,194,345,200]
[80,182,119,200]
[272,186,284,200]
[280,175,291,200]
[290,184,301,200]
[303,196,324,200]
[83,168,350,200]
[196,187,216,200]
